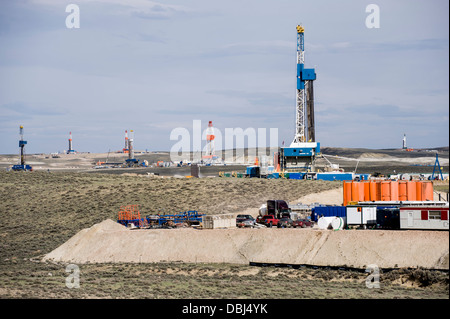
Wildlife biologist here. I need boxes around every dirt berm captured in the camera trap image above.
[43,219,449,270]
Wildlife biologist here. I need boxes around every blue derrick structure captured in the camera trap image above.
[280,25,319,173]
[11,125,33,171]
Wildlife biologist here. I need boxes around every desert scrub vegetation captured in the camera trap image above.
[0,260,448,299]
[0,171,448,299]
[0,171,341,261]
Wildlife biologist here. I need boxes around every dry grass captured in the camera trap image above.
[0,171,448,299]
[0,171,341,262]
[0,262,447,299]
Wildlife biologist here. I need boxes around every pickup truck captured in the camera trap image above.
[256,214,279,227]
[236,214,256,228]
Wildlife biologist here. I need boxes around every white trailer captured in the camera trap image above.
[202,214,236,229]
[346,206,377,228]
[400,207,449,230]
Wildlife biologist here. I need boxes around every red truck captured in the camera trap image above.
[256,214,279,227]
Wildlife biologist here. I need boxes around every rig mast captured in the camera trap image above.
[67,131,76,154]
[202,121,218,164]
[123,130,129,153]
[125,129,139,167]
[292,24,316,146]
[280,25,320,174]
[11,125,32,171]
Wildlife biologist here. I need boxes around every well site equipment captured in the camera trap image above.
[117,205,204,228]
[312,201,448,230]
[343,180,434,206]
[202,214,235,229]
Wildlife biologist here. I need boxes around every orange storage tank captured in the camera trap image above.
[351,182,360,202]
[369,181,377,201]
[381,181,391,201]
[364,182,370,202]
[416,181,423,201]
[358,182,365,201]
[343,181,352,206]
[376,181,382,201]
[407,181,417,201]
[390,181,399,201]
[422,181,433,201]
[398,181,407,201]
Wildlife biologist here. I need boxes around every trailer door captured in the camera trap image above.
[346,206,362,225]
[407,211,414,227]
[363,207,377,225]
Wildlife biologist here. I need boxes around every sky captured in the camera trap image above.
[0,0,448,154]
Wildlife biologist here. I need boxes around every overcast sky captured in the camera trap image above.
[0,0,448,154]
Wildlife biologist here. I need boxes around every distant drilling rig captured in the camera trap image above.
[125,129,139,167]
[67,131,76,154]
[202,121,219,165]
[123,130,129,153]
[11,125,33,171]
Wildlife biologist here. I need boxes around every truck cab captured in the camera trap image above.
[267,200,291,219]
[257,214,280,227]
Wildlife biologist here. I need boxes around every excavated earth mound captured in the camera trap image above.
[43,219,449,270]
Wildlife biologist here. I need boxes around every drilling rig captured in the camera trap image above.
[67,131,76,154]
[125,129,139,167]
[202,121,219,165]
[279,24,320,174]
[11,125,33,171]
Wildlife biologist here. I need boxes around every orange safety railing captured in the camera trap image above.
[118,204,140,220]
[118,204,144,226]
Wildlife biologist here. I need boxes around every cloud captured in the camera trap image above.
[115,32,166,44]
[206,89,292,107]
[319,103,442,120]
[29,0,193,19]
[346,104,405,118]
[200,41,293,58]
[0,102,66,118]
[309,38,448,54]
